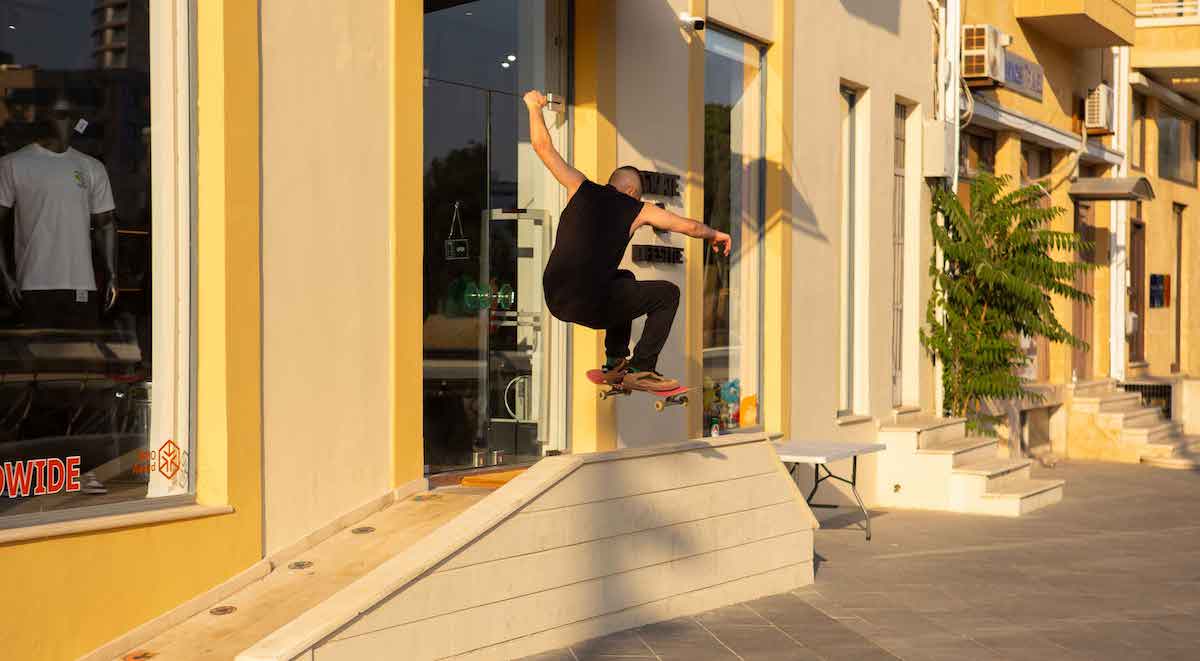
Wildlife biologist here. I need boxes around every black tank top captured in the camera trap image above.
[543,179,644,322]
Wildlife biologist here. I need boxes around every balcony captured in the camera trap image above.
[1016,0,1136,46]
[1138,2,1200,25]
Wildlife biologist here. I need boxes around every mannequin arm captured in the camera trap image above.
[92,210,118,310]
[0,205,19,306]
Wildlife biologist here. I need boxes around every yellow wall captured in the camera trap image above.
[788,0,935,432]
[965,0,1116,384]
[764,0,794,435]
[260,0,395,554]
[570,0,619,453]
[394,1,425,484]
[0,1,264,659]
[967,0,1103,136]
[1130,94,1200,376]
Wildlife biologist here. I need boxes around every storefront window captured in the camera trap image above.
[1158,107,1196,185]
[0,2,187,522]
[423,0,567,473]
[703,30,764,432]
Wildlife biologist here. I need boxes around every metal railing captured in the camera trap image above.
[1138,1,1200,20]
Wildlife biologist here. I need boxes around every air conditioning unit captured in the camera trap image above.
[962,24,1009,88]
[1085,84,1115,136]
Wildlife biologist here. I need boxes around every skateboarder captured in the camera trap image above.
[524,90,732,392]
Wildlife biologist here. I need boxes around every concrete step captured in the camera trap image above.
[1097,406,1161,429]
[878,416,967,451]
[1068,378,1115,398]
[1120,420,1182,445]
[1141,436,1200,470]
[917,435,998,468]
[974,478,1065,516]
[948,458,1033,510]
[1139,438,1183,460]
[1073,391,1142,414]
[952,457,1034,480]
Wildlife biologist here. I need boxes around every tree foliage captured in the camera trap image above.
[921,173,1094,433]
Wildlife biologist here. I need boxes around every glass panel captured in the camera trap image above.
[1161,108,1180,182]
[423,0,562,473]
[1131,94,1144,171]
[702,30,763,432]
[0,2,158,516]
[891,103,906,408]
[838,86,857,416]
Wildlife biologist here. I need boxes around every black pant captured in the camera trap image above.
[591,271,679,372]
[21,290,100,330]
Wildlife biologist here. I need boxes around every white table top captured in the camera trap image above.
[773,440,886,464]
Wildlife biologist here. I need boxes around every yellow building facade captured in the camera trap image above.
[0,2,967,658]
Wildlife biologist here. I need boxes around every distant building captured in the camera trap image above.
[92,0,149,71]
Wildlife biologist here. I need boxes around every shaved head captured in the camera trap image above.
[608,166,643,199]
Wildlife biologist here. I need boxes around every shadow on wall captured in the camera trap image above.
[838,0,900,35]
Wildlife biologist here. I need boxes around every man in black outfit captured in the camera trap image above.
[525,90,731,391]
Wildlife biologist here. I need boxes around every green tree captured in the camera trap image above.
[921,173,1094,432]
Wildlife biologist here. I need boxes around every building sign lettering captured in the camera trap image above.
[1003,51,1044,101]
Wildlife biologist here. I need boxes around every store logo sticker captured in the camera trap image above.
[158,440,180,480]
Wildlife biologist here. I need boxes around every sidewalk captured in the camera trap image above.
[526,461,1200,660]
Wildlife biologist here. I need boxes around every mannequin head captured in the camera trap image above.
[41,97,74,151]
[607,166,643,200]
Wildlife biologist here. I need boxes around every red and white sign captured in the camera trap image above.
[0,456,81,498]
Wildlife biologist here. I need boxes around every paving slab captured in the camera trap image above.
[524,461,1200,661]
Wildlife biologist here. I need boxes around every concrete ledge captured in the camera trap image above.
[0,503,233,546]
[238,434,817,661]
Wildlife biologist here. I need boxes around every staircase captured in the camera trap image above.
[1067,379,1199,469]
[872,415,1064,516]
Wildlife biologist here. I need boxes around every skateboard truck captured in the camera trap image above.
[597,385,689,412]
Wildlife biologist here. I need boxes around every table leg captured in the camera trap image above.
[793,457,871,541]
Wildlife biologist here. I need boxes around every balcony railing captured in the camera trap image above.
[1138,1,1200,24]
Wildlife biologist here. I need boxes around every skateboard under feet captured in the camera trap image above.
[586,369,691,411]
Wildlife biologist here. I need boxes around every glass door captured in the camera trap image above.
[422,0,567,474]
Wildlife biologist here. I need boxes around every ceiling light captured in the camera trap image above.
[501,62,510,69]
[465,11,473,16]
[507,54,516,62]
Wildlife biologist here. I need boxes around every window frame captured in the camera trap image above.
[1157,105,1197,186]
[1130,92,1146,172]
[0,0,196,530]
[700,27,767,434]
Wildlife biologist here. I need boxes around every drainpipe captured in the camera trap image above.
[1110,46,1130,383]
[933,0,961,419]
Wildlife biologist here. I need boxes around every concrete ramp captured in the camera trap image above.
[240,434,818,661]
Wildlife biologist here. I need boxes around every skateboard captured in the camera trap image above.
[586,369,691,411]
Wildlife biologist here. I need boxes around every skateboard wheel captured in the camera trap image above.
[598,391,607,401]
[654,400,665,412]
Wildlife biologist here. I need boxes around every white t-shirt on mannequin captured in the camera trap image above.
[0,143,116,291]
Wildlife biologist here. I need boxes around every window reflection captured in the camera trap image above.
[703,30,764,432]
[0,2,154,517]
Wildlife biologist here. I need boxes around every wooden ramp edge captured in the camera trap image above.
[238,433,818,661]
[459,467,529,489]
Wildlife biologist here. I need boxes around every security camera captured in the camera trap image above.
[679,12,705,31]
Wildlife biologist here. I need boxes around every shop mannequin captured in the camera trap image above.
[0,98,118,329]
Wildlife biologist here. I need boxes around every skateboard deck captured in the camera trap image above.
[586,369,691,411]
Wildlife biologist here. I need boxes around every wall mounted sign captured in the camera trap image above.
[1149,274,1170,308]
[632,245,684,264]
[639,171,681,198]
[1003,51,1044,102]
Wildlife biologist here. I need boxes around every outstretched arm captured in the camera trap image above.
[524,90,585,199]
[634,204,732,256]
